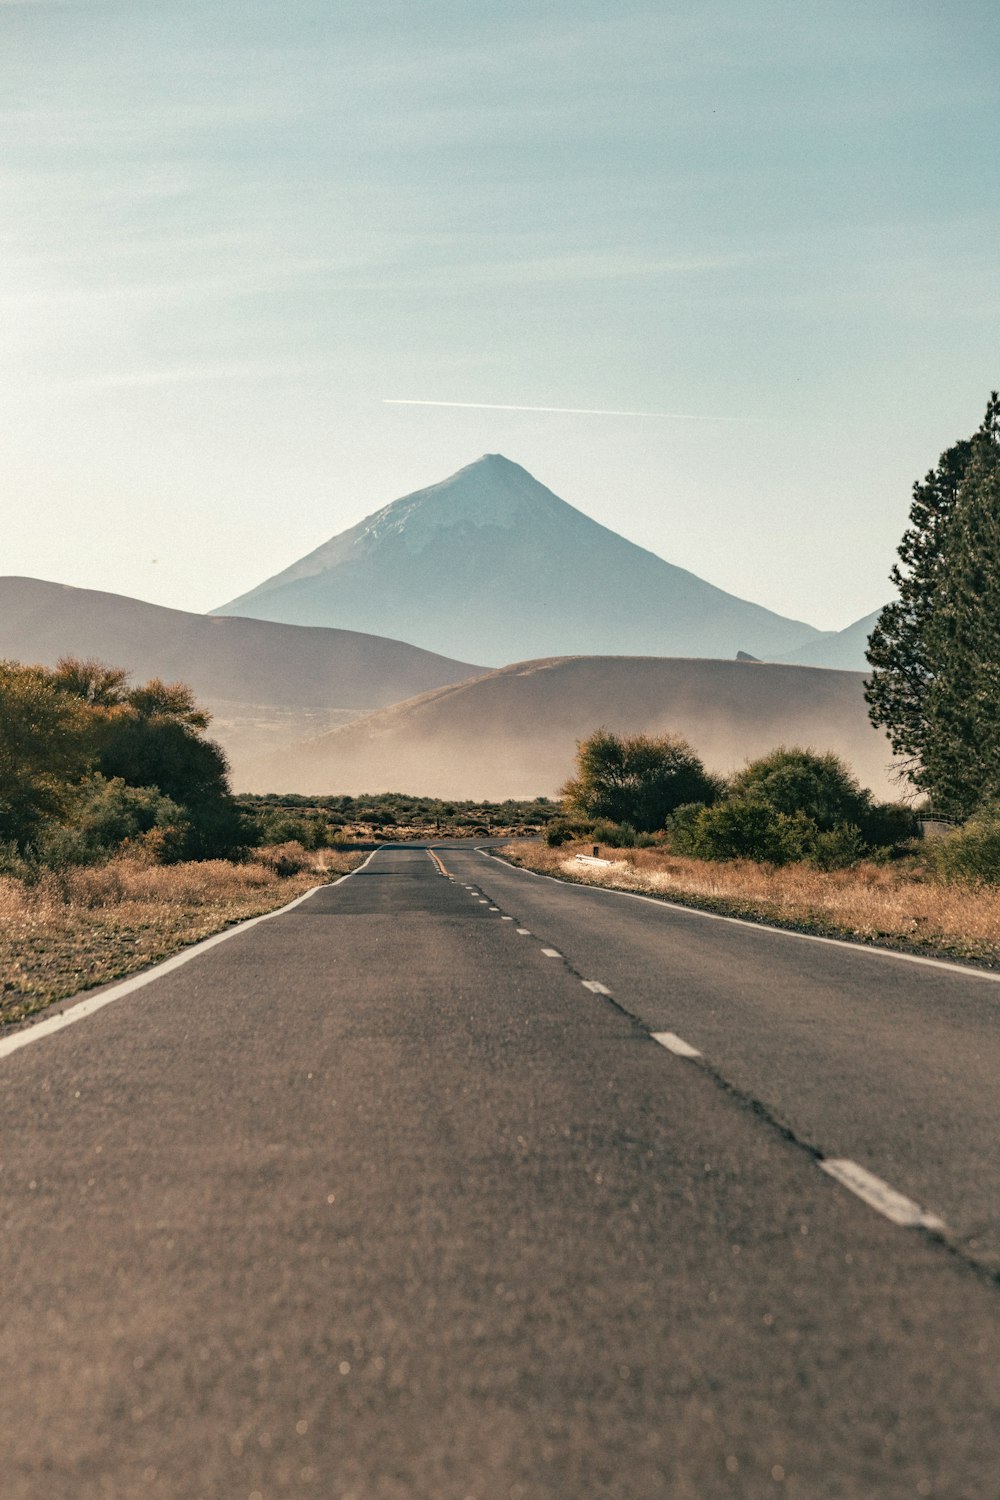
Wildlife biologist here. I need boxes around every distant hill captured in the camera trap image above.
[769,609,883,671]
[214,454,822,665]
[0,577,485,780]
[244,655,900,801]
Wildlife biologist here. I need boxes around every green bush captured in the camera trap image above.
[729,747,870,832]
[545,816,591,847]
[682,796,816,865]
[589,820,637,848]
[32,775,189,867]
[810,824,867,871]
[724,748,916,863]
[664,802,711,855]
[928,805,1000,885]
[250,809,329,850]
[562,728,719,833]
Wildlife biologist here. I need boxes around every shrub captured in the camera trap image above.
[810,824,867,871]
[561,729,719,833]
[251,809,329,850]
[589,820,637,848]
[685,796,816,865]
[928,805,1000,885]
[729,746,871,832]
[256,841,314,877]
[32,775,189,867]
[664,802,711,855]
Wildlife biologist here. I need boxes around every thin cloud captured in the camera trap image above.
[384,399,765,423]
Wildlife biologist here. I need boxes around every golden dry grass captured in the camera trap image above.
[0,845,363,1025]
[501,840,1000,969]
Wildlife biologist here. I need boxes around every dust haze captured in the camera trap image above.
[245,656,900,801]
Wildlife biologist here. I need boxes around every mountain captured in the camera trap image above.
[770,609,883,671]
[0,577,485,781]
[244,655,899,801]
[214,455,821,665]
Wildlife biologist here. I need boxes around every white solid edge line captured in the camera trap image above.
[475,849,1000,986]
[652,1031,702,1059]
[819,1158,947,1232]
[0,848,381,1064]
[581,980,612,995]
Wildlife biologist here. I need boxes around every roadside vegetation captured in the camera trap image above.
[0,656,368,1024]
[0,845,362,1027]
[501,838,1000,968]
[531,395,1000,957]
[866,390,1000,820]
[550,733,919,868]
[237,792,557,845]
[511,709,1000,965]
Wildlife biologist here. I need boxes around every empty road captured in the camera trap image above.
[1,844,999,1499]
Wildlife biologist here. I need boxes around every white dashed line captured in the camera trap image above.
[478,899,489,905]
[516,929,531,936]
[581,980,612,995]
[541,948,562,959]
[819,1159,947,1232]
[488,907,500,912]
[501,916,514,922]
[479,848,1000,984]
[651,1031,702,1059]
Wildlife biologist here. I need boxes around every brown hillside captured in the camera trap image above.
[0,577,485,780]
[245,655,899,800]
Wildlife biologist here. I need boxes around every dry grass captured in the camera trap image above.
[0,845,364,1026]
[501,840,1000,970]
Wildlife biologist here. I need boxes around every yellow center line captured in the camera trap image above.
[427,849,450,877]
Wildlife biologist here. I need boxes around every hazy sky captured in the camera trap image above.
[4,1,998,630]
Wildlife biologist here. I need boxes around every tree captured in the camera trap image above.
[561,728,718,833]
[866,394,1000,817]
[918,396,1000,816]
[48,657,130,708]
[0,660,94,851]
[865,431,974,775]
[49,657,245,858]
[728,746,870,831]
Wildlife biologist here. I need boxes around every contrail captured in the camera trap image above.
[383,399,762,422]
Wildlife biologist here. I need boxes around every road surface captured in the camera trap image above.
[1,843,998,1499]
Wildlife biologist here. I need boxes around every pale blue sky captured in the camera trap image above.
[3,1,998,629]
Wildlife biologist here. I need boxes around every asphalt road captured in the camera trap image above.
[1,844,999,1499]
